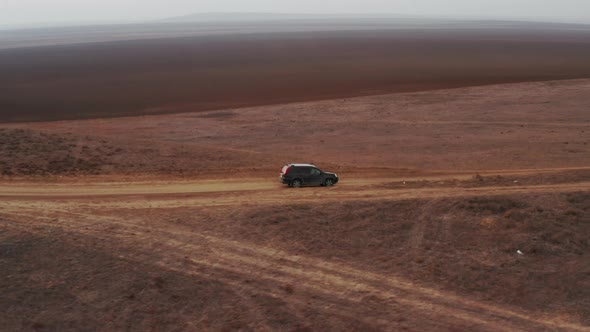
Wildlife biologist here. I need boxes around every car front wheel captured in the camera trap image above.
[324,178,334,187]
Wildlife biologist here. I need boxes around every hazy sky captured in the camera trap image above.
[2,0,590,26]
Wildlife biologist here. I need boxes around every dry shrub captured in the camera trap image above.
[458,197,526,214]
[480,217,498,227]
[282,284,295,294]
[0,128,124,176]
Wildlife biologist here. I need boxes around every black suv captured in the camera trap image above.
[279,164,339,188]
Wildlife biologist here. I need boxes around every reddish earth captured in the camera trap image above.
[1,173,590,331]
[2,26,590,122]
[1,73,589,329]
[3,79,589,174]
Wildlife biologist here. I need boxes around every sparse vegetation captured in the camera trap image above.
[2,191,589,330]
[1,78,589,330]
[0,129,121,176]
[383,170,590,190]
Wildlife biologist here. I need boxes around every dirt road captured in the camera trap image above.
[1,167,589,206]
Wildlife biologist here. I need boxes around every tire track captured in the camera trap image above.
[2,208,588,331]
[2,171,589,330]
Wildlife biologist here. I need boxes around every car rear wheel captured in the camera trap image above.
[291,179,302,188]
[324,178,334,187]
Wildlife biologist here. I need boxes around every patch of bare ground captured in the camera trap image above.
[0,128,280,178]
[1,79,590,331]
[382,169,590,189]
[0,128,118,176]
[0,228,263,331]
[2,190,588,331]
[197,192,590,327]
[6,79,589,173]
[3,28,590,123]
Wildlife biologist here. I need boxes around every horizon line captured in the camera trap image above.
[2,11,589,31]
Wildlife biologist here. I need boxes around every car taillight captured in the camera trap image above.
[282,166,290,175]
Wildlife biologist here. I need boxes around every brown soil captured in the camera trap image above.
[1,79,589,331]
[1,178,589,331]
[382,169,590,189]
[0,128,126,176]
[2,27,590,122]
[3,79,589,174]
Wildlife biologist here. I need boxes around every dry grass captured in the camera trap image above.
[205,193,590,323]
[2,191,589,330]
[383,170,590,190]
[0,129,119,176]
[0,128,280,178]
[1,77,589,330]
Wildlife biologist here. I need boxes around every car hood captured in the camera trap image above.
[324,172,338,177]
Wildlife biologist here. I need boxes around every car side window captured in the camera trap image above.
[311,168,321,176]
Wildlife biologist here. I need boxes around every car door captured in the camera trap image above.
[297,167,311,185]
[307,167,323,186]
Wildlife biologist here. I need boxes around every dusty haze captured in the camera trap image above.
[2,0,590,27]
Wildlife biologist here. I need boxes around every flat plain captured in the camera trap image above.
[1,20,589,331]
[2,21,590,122]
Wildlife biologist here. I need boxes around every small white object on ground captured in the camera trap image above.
[517,250,524,255]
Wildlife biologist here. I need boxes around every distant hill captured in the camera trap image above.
[161,12,415,23]
[161,12,590,26]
